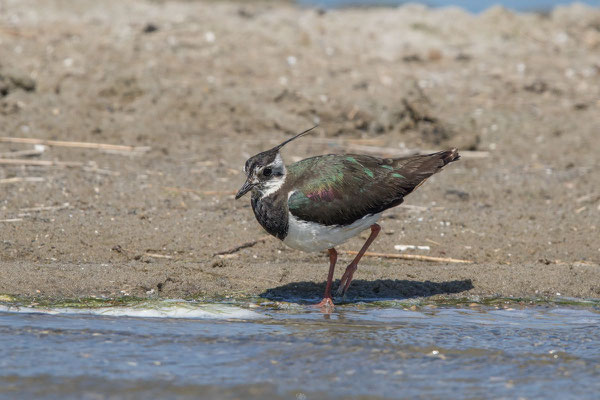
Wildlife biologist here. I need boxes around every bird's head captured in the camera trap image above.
[235,125,318,199]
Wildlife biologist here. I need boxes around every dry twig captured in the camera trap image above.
[82,166,120,176]
[398,204,428,212]
[0,27,35,38]
[0,137,150,153]
[163,186,236,196]
[19,203,71,212]
[311,137,386,146]
[0,149,45,158]
[0,159,118,176]
[342,144,489,159]
[0,177,45,184]
[239,137,488,159]
[145,253,174,259]
[0,158,84,167]
[341,250,473,264]
[214,236,270,256]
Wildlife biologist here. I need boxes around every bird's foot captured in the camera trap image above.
[335,278,351,297]
[314,297,335,309]
[336,264,357,297]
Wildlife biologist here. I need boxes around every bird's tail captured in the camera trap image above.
[439,148,460,166]
[389,148,460,196]
[392,148,460,174]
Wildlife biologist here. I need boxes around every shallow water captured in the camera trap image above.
[1,300,600,399]
[298,0,600,12]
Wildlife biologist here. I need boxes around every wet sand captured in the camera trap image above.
[1,0,599,301]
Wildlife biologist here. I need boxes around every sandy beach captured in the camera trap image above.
[1,0,599,302]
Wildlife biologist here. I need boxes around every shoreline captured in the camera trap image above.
[1,290,599,310]
[1,259,599,302]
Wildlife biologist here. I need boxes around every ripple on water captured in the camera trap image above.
[1,300,599,399]
[0,301,263,320]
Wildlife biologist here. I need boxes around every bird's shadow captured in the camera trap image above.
[260,278,474,304]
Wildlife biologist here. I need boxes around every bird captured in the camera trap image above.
[235,125,460,308]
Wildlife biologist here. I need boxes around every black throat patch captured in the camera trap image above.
[250,190,289,240]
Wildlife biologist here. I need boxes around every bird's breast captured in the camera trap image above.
[250,193,289,240]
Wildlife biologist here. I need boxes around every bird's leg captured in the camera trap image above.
[315,248,337,308]
[336,224,381,297]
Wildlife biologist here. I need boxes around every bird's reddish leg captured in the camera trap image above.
[336,224,381,297]
[315,248,337,308]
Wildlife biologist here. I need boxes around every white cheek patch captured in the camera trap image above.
[260,175,285,198]
[258,153,286,198]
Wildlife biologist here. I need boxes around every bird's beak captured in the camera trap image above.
[235,179,254,199]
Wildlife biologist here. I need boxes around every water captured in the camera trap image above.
[1,300,600,399]
[297,0,600,13]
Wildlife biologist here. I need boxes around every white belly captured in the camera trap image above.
[283,212,381,253]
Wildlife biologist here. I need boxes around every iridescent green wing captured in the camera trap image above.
[286,154,404,226]
[286,151,457,226]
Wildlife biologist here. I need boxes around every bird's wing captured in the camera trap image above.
[286,151,458,226]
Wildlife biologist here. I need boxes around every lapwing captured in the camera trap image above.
[235,126,460,308]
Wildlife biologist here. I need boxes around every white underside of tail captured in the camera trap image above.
[283,212,381,253]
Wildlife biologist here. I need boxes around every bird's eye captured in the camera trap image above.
[263,168,272,177]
